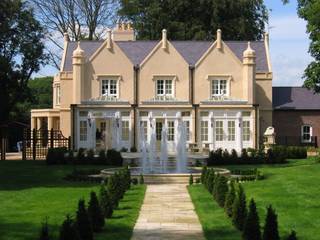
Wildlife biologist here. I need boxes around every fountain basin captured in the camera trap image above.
[101,167,230,184]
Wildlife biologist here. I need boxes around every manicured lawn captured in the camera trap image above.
[189,158,320,240]
[0,161,146,240]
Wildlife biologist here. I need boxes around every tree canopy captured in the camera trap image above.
[118,0,268,40]
[0,0,46,125]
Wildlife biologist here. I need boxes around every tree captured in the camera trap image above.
[39,218,50,240]
[214,175,229,208]
[207,169,215,193]
[232,184,247,231]
[224,180,236,217]
[263,205,280,240]
[88,191,105,232]
[287,230,298,240]
[30,0,116,68]
[118,0,268,41]
[107,174,119,208]
[75,199,93,240]
[243,199,261,240]
[99,184,113,218]
[0,0,46,125]
[201,166,207,184]
[59,215,79,240]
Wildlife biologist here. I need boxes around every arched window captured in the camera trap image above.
[301,125,312,143]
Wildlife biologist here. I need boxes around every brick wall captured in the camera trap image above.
[273,110,320,147]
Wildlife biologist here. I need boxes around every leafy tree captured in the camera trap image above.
[0,0,46,125]
[263,205,280,240]
[88,191,105,232]
[59,215,79,240]
[232,184,247,231]
[75,199,93,240]
[214,175,229,207]
[243,199,261,240]
[224,180,236,217]
[287,230,298,240]
[99,184,113,218]
[39,218,50,240]
[118,0,268,41]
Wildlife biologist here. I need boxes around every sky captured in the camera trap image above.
[36,0,312,87]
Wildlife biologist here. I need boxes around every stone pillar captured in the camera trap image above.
[47,117,53,131]
[236,112,243,153]
[37,118,42,130]
[31,117,36,130]
[72,42,85,104]
[243,42,256,105]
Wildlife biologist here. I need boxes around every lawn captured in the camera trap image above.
[189,158,320,240]
[0,160,146,240]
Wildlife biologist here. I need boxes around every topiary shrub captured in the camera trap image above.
[243,199,261,240]
[76,148,86,164]
[230,149,238,163]
[189,174,194,185]
[59,215,79,240]
[99,184,113,218]
[232,184,247,231]
[263,205,280,240]
[98,149,107,165]
[224,181,236,217]
[107,149,123,166]
[286,230,298,240]
[131,178,138,185]
[201,166,207,184]
[130,146,137,152]
[46,147,68,165]
[107,175,119,209]
[139,174,144,184]
[222,149,230,162]
[88,191,105,232]
[241,149,250,162]
[75,199,93,240]
[206,169,215,193]
[215,175,229,208]
[39,218,50,240]
[86,149,95,163]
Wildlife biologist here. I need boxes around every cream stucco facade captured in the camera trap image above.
[31,24,273,153]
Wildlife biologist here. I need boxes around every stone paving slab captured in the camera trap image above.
[131,184,205,240]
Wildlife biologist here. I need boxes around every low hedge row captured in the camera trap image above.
[46,148,123,166]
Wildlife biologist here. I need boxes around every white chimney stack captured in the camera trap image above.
[216,29,222,49]
[162,29,167,49]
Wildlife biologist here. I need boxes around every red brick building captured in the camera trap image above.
[273,87,320,147]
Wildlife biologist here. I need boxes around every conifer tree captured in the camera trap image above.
[263,205,280,240]
[243,199,261,240]
[215,175,229,207]
[107,174,119,208]
[189,174,194,185]
[88,191,105,232]
[232,184,247,231]
[75,199,93,240]
[224,180,236,217]
[99,184,113,218]
[287,230,297,240]
[39,218,50,240]
[139,174,144,184]
[201,166,207,184]
[207,169,215,193]
[59,215,79,240]
[125,166,131,190]
[212,174,219,200]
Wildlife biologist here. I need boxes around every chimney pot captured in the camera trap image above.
[216,29,222,49]
[162,29,167,49]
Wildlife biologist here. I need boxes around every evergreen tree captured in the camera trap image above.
[88,191,105,232]
[139,174,144,184]
[39,218,50,240]
[189,174,194,185]
[99,184,113,218]
[207,169,215,193]
[287,230,297,240]
[224,181,236,217]
[263,205,280,240]
[243,199,261,240]
[212,174,220,200]
[107,174,119,208]
[125,166,131,189]
[201,166,207,184]
[59,215,79,240]
[75,199,93,240]
[232,184,247,231]
[215,175,229,207]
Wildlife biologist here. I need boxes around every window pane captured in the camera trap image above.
[302,125,311,141]
[165,80,172,95]
[109,80,117,95]
[102,80,108,96]
[167,121,175,141]
[201,121,208,141]
[228,121,235,141]
[121,121,129,141]
[242,121,250,141]
[79,121,87,141]
[212,79,227,96]
[157,80,164,95]
[215,120,224,141]
[184,121,190,141]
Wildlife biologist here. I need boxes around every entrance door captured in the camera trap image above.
[103,119,113,150]
[156,119,163,151]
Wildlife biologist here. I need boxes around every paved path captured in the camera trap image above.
[131,184,205,240]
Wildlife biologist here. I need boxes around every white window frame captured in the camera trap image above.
[121,120,130,141]
[167,121,175,141]
[227,120,235,141]
[55,84,61,106]
[207,75,232,98]
[215,120,224,141]
[79,120,87,142]
[153,75,177,98]
[101,79,119,97]
[301,125,312,143]
[242,120,251,142]
[201,121,209,142]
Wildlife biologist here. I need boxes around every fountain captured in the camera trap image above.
[139,122,148,173]
[148,116,156,172]
[160,123,168,173]
[176,114,187,173]
[111,114,121,151]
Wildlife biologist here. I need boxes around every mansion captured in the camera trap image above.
[31,23,273,153]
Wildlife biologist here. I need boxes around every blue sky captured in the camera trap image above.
[37,0,312,86]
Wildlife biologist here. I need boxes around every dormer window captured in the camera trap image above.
[212,79,228,97]
[156,79,173,97]
[101,79,118,97]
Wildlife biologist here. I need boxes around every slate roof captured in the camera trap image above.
[273,87,320,110]
[63,40,269,72]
